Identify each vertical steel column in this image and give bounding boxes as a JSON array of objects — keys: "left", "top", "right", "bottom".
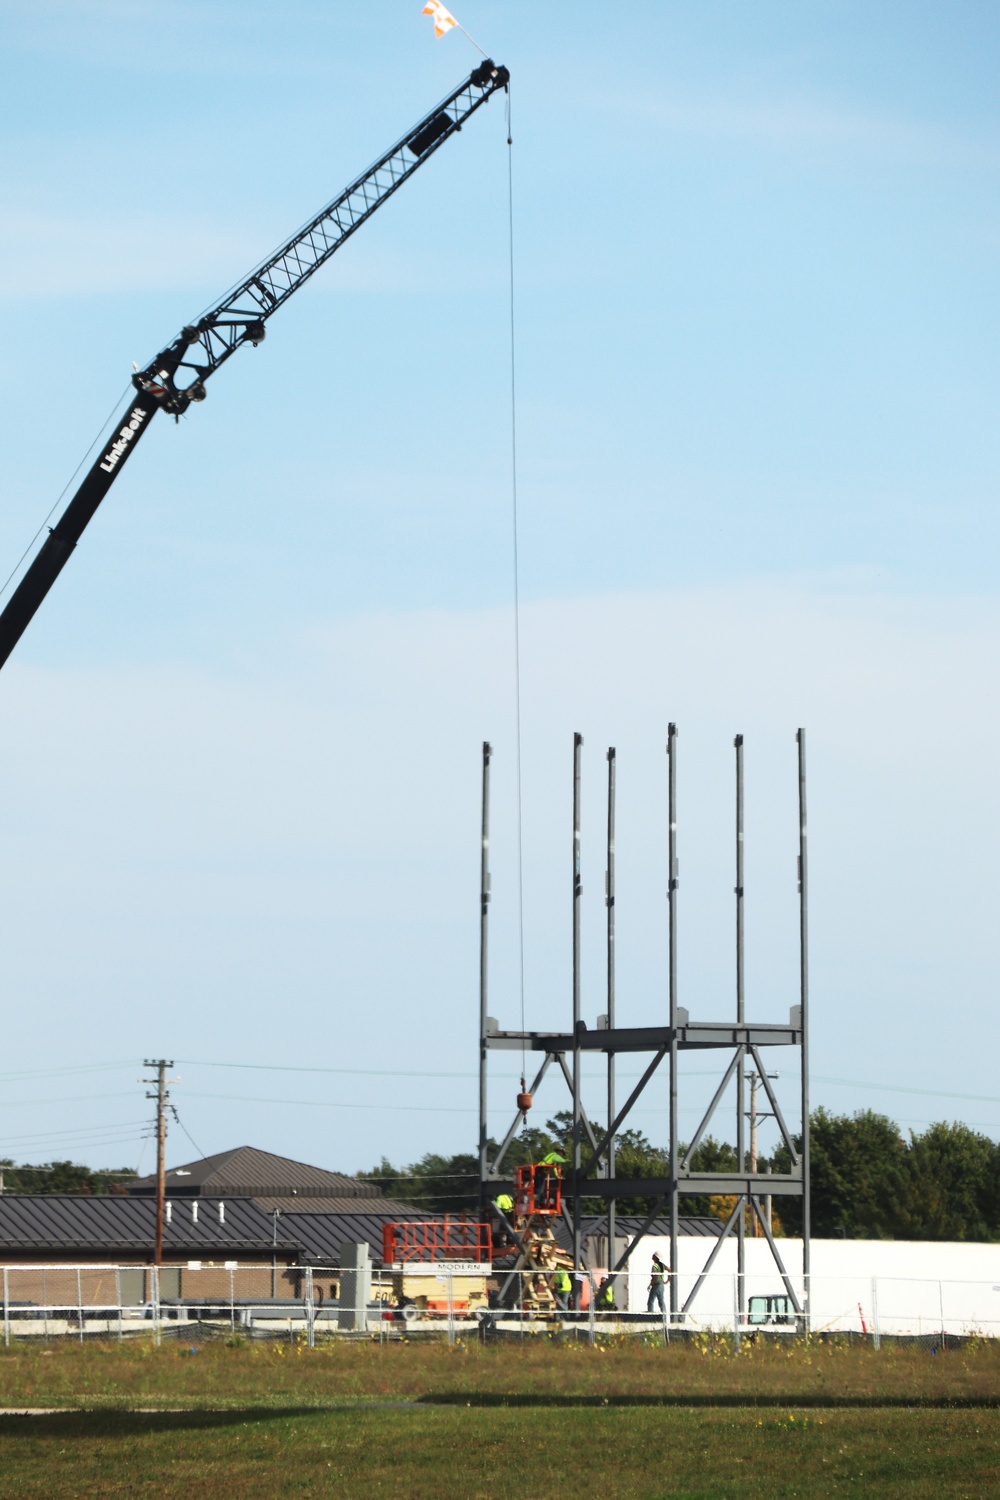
[
  {"left": 667, "top": 723, "right": 679, "bottom": 1317},
  {"left": 796, "top": 728, "right": 811, "bottom": 1320},
  {"left": 478, "top": 741, "right": 492, "bottom": 1210},
  {"left": 606, "top": 747, "right": 617, "bottom": 1273},
  {"left": 572, "top": 732, "right": 583, "bottom": 1276},
  {"left": 735, "top": 734, "right": 746, "bottom": 1319}
]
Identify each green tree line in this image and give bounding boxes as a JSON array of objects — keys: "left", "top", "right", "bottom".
[
  {"left": 363, "top": 1110, "right": 738, "bottom": 1219},
  {"left": 362, "top": 1108, "right": 1000, "bottom": 1242},
  {"left": 0, "top": 1160, "right": 135, "bottom": 1195}
]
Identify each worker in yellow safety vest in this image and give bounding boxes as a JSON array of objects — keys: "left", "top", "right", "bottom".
[
  {"left": 552, "top": 1268, "right": 572, "bottom": 1310},
  {"left": 597, "top": 1276, "right": 616, "bottom": 1313},
  {"left": 493, "top": 1193, "right": 515, "bottom": 1251}
]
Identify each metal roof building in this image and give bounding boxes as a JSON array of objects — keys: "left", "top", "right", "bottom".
[
  {"left": 129, "top": 1145, "right": 397, "bottom": 1204},
  {"left": 0, "top": 1147, "right": 723, "bottom": 1269},
  {"left": 128, "top": 1144, "right": 417, "bottom": 1221},
  {"left": 0, "top": 1194, "right": 300, "bottom": 1261}
]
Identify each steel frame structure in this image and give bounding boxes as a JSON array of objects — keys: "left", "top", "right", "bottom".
[{"left": 478, "top": 728, "right": 811, "bottom": 1324}]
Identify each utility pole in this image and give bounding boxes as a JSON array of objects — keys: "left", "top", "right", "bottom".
[{"left": 142, "top": 1060, "right": 175, "bottom": 1266}]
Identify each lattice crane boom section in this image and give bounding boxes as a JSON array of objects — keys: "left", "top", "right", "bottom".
[
  {"left": 138, "top": 60, "right": 509, "bottom": 408},
  {"left": 0, "top": 60, "right": 508, "bottom": 674}
]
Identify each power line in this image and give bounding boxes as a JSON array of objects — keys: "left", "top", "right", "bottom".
[
  {"left": 0, "top": 1091, "right": 139, "bottom": 1109},
  {"left": 0, "top": 1063, "right": 136, "bottom": 1083},
  {"left": 811, "top": 1074, "right": 1000, "bottom": 1105},
  {"left": 170, "top": 1107, "right": 208, "bottom": 1163},
  {"left": 1, "top": 1054, "right": 997, "bottom": 1107},
  {"left": 183, "top": 1091, "right": 476, "bottom": 1114},
  {"left": 176, "top": 1060, "right": 475, "bottom": 1080},
  {"left": 0, "top": 1120, "right": 147, "bottom": 1145},
  {"left": 0, "top": 385, "right": 132, "bottom": 603}
]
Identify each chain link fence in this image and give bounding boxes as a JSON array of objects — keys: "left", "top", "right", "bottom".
[{"left": 2, "top": 1263, "right": 999, "bottom": 1345}]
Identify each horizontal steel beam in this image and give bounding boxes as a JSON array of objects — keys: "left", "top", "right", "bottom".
[
  {"left": 486, "top": 1022, "right": 801, "bottom": 1052},
  {"left": 574, "top": 1173, "right": 801, "bottom": 1199},
  {"left": 676, "top": 1173, "right": 803, "bottom": 1197},
  {"left": 682, "top": 1024, "right": 801, "bottom": 1049},
  {"left": 485, "top": 1027, "right": 665, "bottom": 1052},
  {"left": 483, "top": 1173, "right": 803, "bottom": 1204}
]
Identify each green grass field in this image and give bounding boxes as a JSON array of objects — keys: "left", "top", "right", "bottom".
[{"left": 0, "top": 1338, "right": 996, "bottom": 1496}]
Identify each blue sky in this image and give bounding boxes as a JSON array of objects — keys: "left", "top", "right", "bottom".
[{"left": 0, "top": 1, "right": 998, "bottom": 1176}]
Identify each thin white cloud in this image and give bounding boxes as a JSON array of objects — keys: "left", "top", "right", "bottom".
[
  {"left": 618, "top": 91, "right": 995, "bottom": 169},
  {"left": 0, "top": 209, "right": 504, "bottom": 301},
  {"left": 0, "top": 209, "right": 260, "bottom": 299}
]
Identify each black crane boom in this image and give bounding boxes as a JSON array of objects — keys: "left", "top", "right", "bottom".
[{"left": 0, "top": 58, "right": 508, "bottom": 672}]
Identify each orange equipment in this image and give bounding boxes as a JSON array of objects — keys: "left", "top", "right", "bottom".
[
  {"left": 495, "top": 1163, "right": 570, "bottom": 1315},
  {"left": 382, "top": 1219, "right": 491, "bottom": 1266},
  {"left": 514, "top": 1162, "right": 562, "bottom": 1219},
  {"left": 382, "top": 1219, "right": 492, "bottom": 1320}
]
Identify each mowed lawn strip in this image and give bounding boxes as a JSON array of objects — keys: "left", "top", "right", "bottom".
[
  {"left": 0, "top": 1406, "right": 995, "bottom": 1499},
  {"left": 1, "top": 1338, "right": 999, "bottom": 1409}
]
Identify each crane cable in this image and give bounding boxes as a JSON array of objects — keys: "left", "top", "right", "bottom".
[
  {"left": 0, "top": 383, "right": 132, "bottom": 605},
  {"left": 505, "top": 85, "right": 528, "bottom": 1095}
]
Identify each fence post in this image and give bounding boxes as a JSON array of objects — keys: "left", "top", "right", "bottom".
[
  {"left": 151, "top": 1265, "right": 161, "bottom": 1347},
  {"left": 115, "top": 1267, "right": 122, "bottom": 1345},
  {"left": 76, "top": 1266, "right": 84, "bottom": 1343},
  {"left": 3, "top": 1267, "right": 8, "bottom": 1348},
  {"left": 305, "top": 1267, "right": 315, "bottom": 1348},
  {"left": 939, "top": 1280, "right": 946, "bottom": 1350},
  {"left": 871, "top": 1277, "right": 880, "bottom": 1351},
  {"left": 378, "top": 1270, "right": 384, "bottom": 1347},
  {"left": 229, "top": 1266, "right": 236, "bottom": 1335},
  {"left": 661, "top": 1270, "right": 669, "bottom": 1345},
  {"left": 733, "top": 1274, "right": 741, "bottom": 1350},
  {"left": 447, "top": 1273, "right": 455, "bottom": 1346},
  {"left": 588, "top": 1274, "right": 596, "bottom": 1345}
]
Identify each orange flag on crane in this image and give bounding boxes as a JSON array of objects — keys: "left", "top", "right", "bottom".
[{"left": 421, "top": 1, "right": 459, "bottom": 38}]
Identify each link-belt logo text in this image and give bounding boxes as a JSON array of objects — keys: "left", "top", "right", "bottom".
[{"left": 99, "top": 406, "right": 148, "bottom": 474}]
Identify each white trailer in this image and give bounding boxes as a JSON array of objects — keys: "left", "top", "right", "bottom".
[{"left": 616, "top": 1236, "right": 1000, "bottom": 1337}]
